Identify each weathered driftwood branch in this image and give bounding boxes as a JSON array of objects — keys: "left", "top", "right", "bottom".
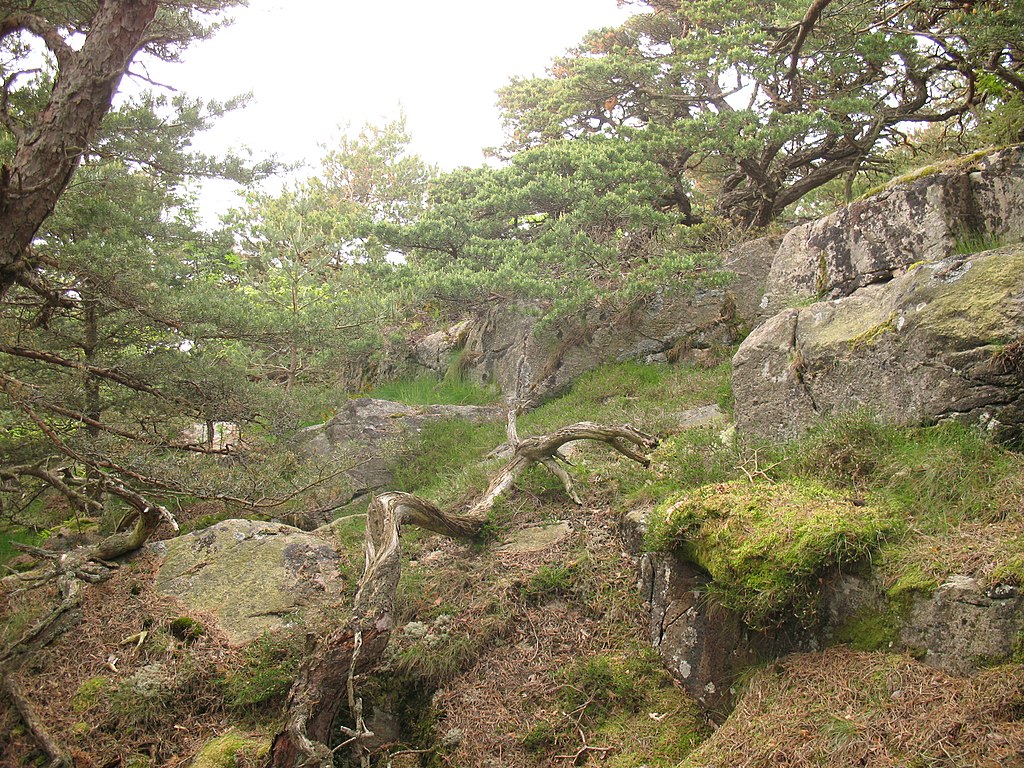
[
  {"left": 1, "top": 576, "right": 82, "bottom": 767},
  {"left": 269, "top": 421, "right": 657, "bottom": 767}
]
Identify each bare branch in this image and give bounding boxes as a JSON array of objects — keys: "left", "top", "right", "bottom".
[{"left": 0, "top": 13, "right": 74, "bottom": 67}]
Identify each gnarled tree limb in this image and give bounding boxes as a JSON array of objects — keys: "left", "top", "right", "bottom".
[{"left": 269, "top": 420, "right": 657, "bottom": 767}]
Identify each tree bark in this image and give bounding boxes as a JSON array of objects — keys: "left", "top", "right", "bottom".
[
  {"left": 268, "top": 421, "right": 657, "bottom": 767},
  {"left": 0, "top": 0, "right": 160, "bottom": 296}
]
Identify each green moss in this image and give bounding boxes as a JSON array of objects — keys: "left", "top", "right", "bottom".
[
  {"left": 168, "top": 616, "right": 205, "bottom": 643},
  {"left": 520, "top": 648, "right": 706, "bottom": 765},
  {"left": 650, "top": 480, "right": 899, "bottom": 627},
  {"left": 856, "top": 148, "right": 995, "bottom": 200},
  {"left": 520, "top": 721, "right": 557, "bottom": 752},
  {"left": 848, "top": 311, "right": 897, "bottom": 352},
  {"left": 0, "top": 524, "right": 44, "bottom": 566},
  {"left": 594, "top": 687, "right": 707, "bottom": 767},
  {"left": 72, "top": 676, "right": 110, "bottom": 713},
  {"left": 70, "top": 721, "right": 91, "bottom": 738},
  {"left": 884, "top": 564, "right": 939, "bottom": 599},
  {"left": 190, "top": 731, "right": 268, "bottom": 768},
  {"left": 221, "top": 631, "right": 303, "bottom": 712},
  {"left": 815, "top": 252, "right": 829, "bottom": 295},
  {"left": 992, "top": 553, "right": 1024, "bottom": 586},
  {"left": 833, "top": 601, "right": 905, "bottom": 651}
]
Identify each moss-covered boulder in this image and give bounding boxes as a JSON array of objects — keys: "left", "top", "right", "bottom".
[
  {"left": 190, "top": 730, "right": 268, "bottom": 768},
  {"left": 652, "top": 480, "right": 897, "bottom": 627},
  {"left": 635, "top": 481, "right": 895, "bottom": 709},
  {"left": 734, "top": 247, "right": 1024, "bottom": 442},
  {"left": 153, "top": 519, "right": 349, "bottom": 644}
]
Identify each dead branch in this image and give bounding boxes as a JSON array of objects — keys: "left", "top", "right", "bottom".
[
  {"left": 3, "top": 673, "right": 72, "bottom": 768},
  {"left": 269, "top": 420, "right": 657, "bottom": 767}
]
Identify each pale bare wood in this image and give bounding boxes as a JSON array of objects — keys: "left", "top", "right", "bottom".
[{"left": 270, "top": 420, "right": 657, "bottom": 767}]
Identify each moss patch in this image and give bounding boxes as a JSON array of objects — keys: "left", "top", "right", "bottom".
[
  {"left": 190, "top": 730, "right": 268, "bottom": 768},
  {"left": 650, "top": 480, "right": 898, "bottom": 627}
]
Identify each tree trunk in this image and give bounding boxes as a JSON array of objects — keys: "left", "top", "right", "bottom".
[
  {"left": 268, "top": 420, "right": 657, "bottom": 767},
  {"left": 0, "top": 0, "right": 160, "bottom": 295}
]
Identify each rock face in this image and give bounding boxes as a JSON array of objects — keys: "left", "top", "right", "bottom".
[
  {"left": 628, "top": 504, "right": 1024, "bottom": 710},
  {"left": 624, "top": 509, "right": 811, "bottom": 712},
  {"left": 829, "top": 574, "right": 1024, "bottom": 677},
  {"left": 410, "top": 320, "right": 472, "bottom": 375},
  {"left": 454, "top": 236, "right": 778, "bottom": 403},
  {"left": 299, "top": 398, "right": 504, "bottom": 499},
  {"left": 760, "top": 145, "right": 1024, "bottom": 314},
  {"left": 734, "top": 247, "right": 1024, "bottom": 442},
  {"left": 153, "top": 519, "right": 348, "bottom": 645}
]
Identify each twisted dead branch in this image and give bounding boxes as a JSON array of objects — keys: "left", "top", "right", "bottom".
[{"left": 269, "top": 418, "right": 657, "bottom": 767}]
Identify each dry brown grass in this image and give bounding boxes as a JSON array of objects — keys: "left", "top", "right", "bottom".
[
  {"left": 1, "top": 553, "right": 250, "bottom": 767},
  {"left": 683, "top": 647, "right": 1024, "bottom": 768},
  {"left": 431, "top": 602, "right": 629, "bottom": 768}
]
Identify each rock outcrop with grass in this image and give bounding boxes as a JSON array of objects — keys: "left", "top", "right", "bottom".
[
  {"left": 734, "top": 246, "right": 1024, "bottom": 441},
  {"left": 760, "top": 144, "right": 1024, "bottom": 314},
  {"left": 435, "top": 235, "right": 777, "bottom": 404},
  {"left": 298, "top": 397, "right": 505, "bottom": 513}
]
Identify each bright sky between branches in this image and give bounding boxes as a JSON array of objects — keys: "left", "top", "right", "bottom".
[{"left": 155, "top": 0, "right": 632, "bottom": 219}]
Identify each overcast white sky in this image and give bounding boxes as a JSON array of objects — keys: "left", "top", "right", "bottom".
[{"left": 148, "top": 1, "right": 633, "bottom": 219}]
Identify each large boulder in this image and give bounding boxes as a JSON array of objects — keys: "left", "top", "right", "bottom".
[
  {"left": 457, "top": 235, "right": 778, "bottom": 403},
  {"left": 152, "top": 519, "right": 349, "bottom": 645},
  {"left": 734, "top": 247, "right": 1024, "bottom": 442},
  {"left": 760, "top": 145, "right": 1024, "bottom": 314}
]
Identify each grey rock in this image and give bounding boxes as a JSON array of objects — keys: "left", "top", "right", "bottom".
[
  {"left": 734, "top": 247, "right": 1024, "bottom": 442},
  {"left": 412, "top": 320, "right": 472, "bottom": 374},
  {"left": 639, "top": 551, "right": 801, "bottom": 712},
  {"left": 761, "top": 145, "right": 1024, "bottom": 314},
  {"left": 154, "top": 519, "right": 347, "bottom": 645},
  {"left": 902, "top": 576, "right": 1024, "bottom": 675},
  {"left": 495, "top": 521, "right": 572, "bottom": 554}
]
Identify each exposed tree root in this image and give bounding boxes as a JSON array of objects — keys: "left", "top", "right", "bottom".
[
  {"left": 1, "top": 575, "right": 83, "bottom": 767},
  {"left": 269, "top": 419, "right": 657, "bottom": 767},
  {"left": 2, "top": 673, "right": 71, "bottom": 768},
  {"left": 1, "top": 503, "right": 171, "bottom": 594}
]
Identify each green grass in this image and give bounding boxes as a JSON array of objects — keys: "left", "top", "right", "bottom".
[
  {"left": 390, "top": 418, "right": 506, "bottom": 508},
  {"left": 0, "top": 524, "right": 44, "bottom": 565},
  {"left": 368, "top": 374, "right": 501, "bottom": 406},
  {"left": 519, "top": 357, "right": 734, "bottom": 437}
]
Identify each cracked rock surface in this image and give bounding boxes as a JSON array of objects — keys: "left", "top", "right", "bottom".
[
  {"left": 153, "top": 518, "right": 348, "bottom": 644},
  {"left": 733, "top": 247, "right": 1024, "bottom": 442}
]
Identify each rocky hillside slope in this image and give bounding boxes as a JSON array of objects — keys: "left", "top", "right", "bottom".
[{"left": 3, "top": 146, "right": 1024, "bottom": 768}]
